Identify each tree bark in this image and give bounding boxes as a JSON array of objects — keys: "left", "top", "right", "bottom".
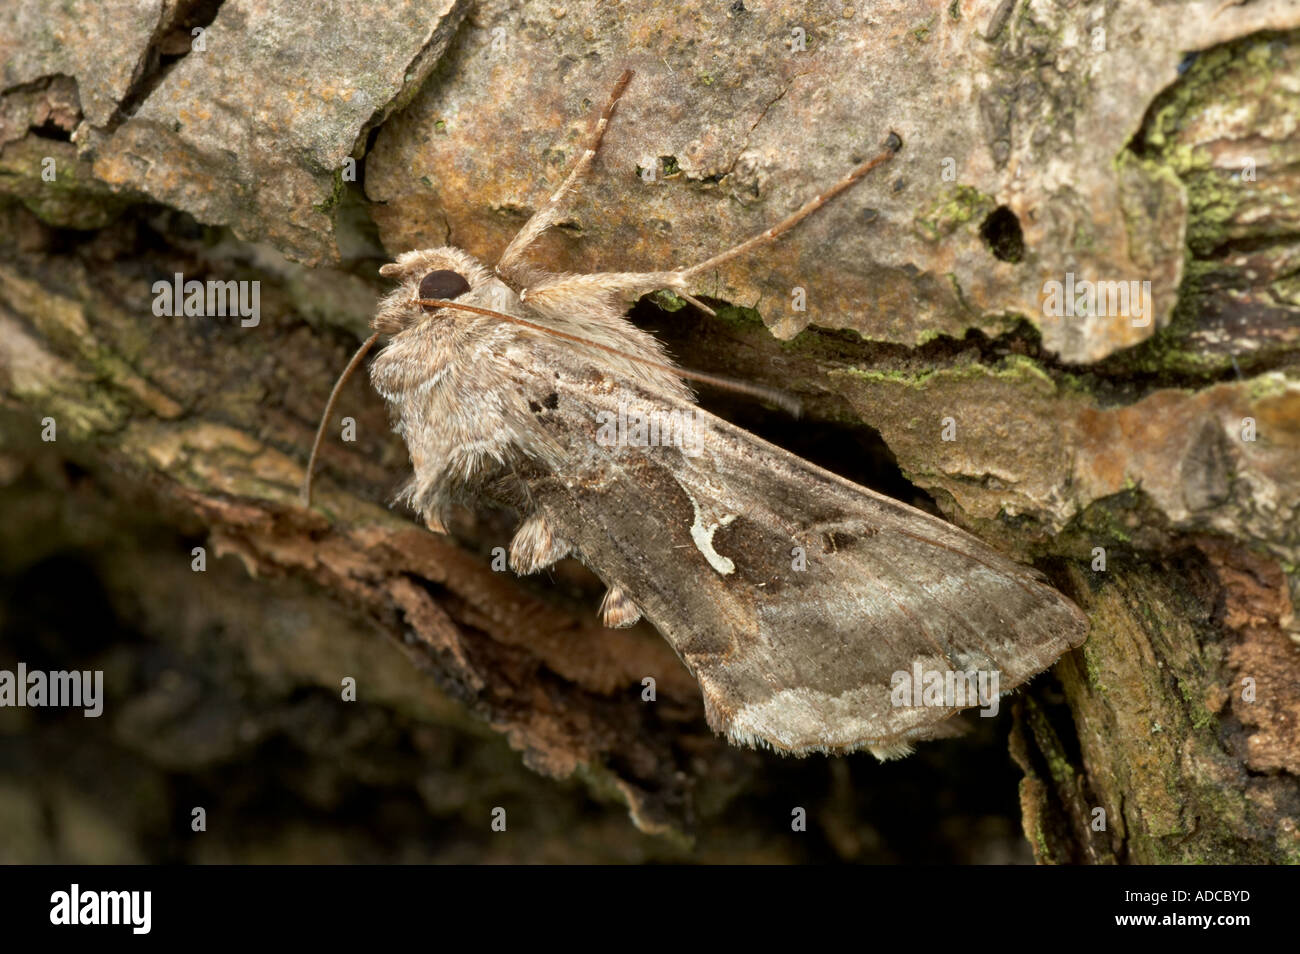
[{"left": 0, "top": 0, "right": 1296, "bottom": 863}]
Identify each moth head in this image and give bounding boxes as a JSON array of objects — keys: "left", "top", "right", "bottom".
[{"left": 373, "top": 247, "right": 495, "bottom": 334}]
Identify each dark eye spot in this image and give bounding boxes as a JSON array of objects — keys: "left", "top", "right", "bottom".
[{"left": 419, "top": 269, "right": 471, "bottom": 310}]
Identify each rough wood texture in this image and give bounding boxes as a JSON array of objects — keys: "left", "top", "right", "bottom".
[{"left": 0, "top": 0, "right": 1297, "bottom": 862}]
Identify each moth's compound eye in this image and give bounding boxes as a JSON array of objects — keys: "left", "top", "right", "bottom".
[{"left": 419, "top": 269, "right": 471, "bottom": 310}]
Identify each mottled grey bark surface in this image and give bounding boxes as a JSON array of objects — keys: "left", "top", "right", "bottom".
[{"left": 0, "top": 0, "right": 1297, "bottom": 862}]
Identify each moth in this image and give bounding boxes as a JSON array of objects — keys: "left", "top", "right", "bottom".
[{"left": 303, "top": 70, "right": 1088, "bottom": 759}]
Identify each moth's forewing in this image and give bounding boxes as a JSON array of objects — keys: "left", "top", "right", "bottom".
[{"left": 501, "top": 345, "right": 1089, "bottom": 757}]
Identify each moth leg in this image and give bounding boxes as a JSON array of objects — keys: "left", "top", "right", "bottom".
[
  {"left": 518, "top": 136, "right": 901, "bottom": 314},
  {"left": 398, "top": 472, "right": 450, "bottom": 534},
  {"left": 508, "top": 512, "right": 572, "bottom": 574},
  {"left": 496, "top": 69, "right": 634, "bottom": 283},
  {"left": 674, "top": 136, "right": 901, "bottom": 283},
  {"left": 674, "top": 291, "right": 717, "bottom": 317},
  {"left": 518, "top": 269, "right": 689, "bottom": 315},
  {"left": 599, "top": 584, "right": 642, "bottom": 629}
]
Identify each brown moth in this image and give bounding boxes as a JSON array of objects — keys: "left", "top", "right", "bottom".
[{"left": 303, "top": 70, "right": 1088, "bottom": 760}]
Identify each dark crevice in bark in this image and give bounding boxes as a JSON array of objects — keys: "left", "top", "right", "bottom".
[{"left": 104, "top": 0, "right": 227, "bottom": 133}]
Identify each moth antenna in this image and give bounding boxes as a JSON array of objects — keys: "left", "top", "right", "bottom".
[
  {"left": 416, "top": 298, "right": 802, "bottom": 416},
  {"left": 681, "top": 134, "right": 902, "bottom": 279},
  {"left": 300, "top": 332, "right": 380, "bottom": 507}
]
